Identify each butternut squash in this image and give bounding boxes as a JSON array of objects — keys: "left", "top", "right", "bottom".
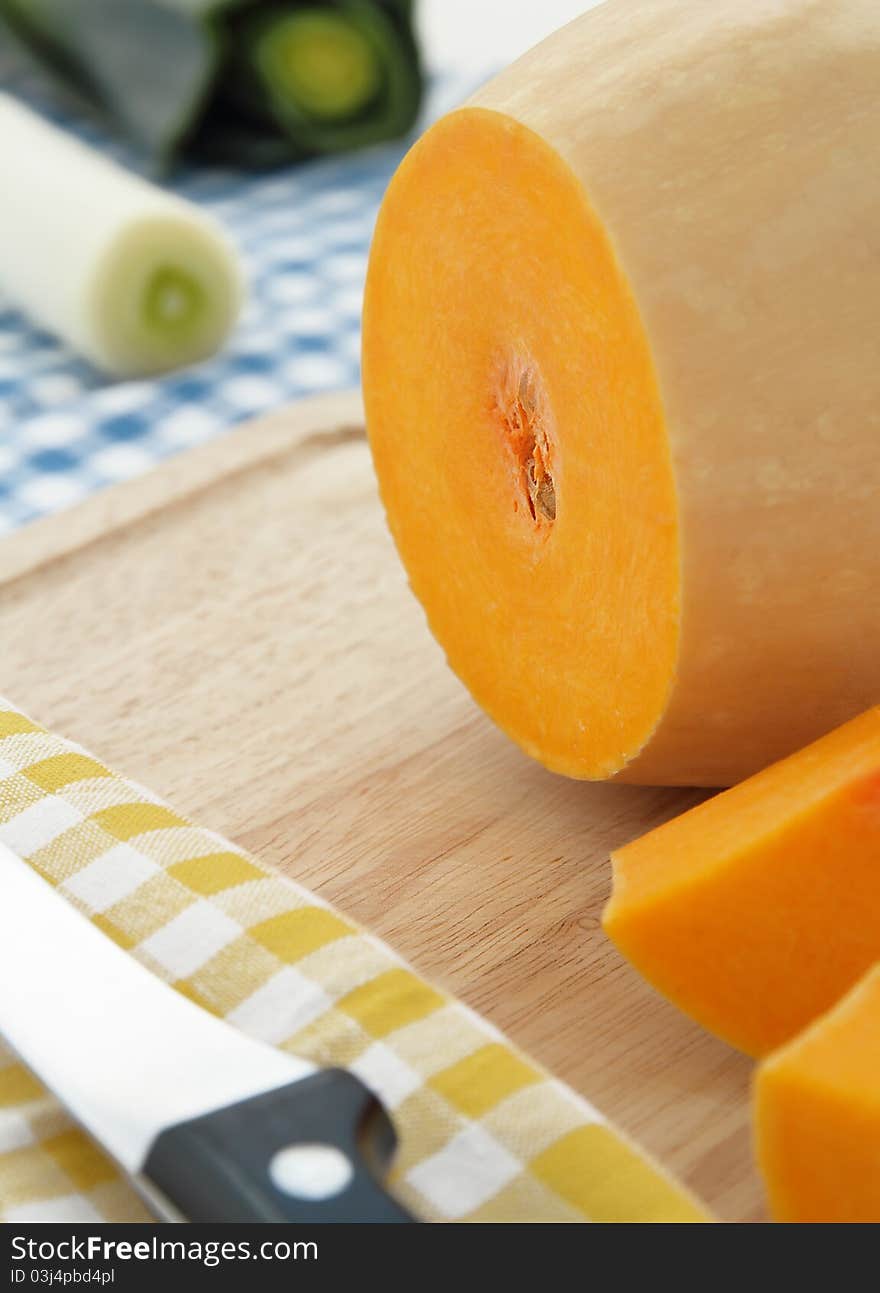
[
  {"left": 755, "top": 965, "right": 880, "bottom": 1222},
  {"left": 362, "top": 0, "right": 880, "bottom": 787},
  {"left": 604, "top": 707, "right": 880, "bottom": 1056}
]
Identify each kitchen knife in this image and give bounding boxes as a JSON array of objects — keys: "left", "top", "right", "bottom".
[{"left": 0, "top": 840, "right": 413, "bottom": 1223}]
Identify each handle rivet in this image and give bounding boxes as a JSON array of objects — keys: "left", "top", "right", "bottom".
[{"left": 269, "top": 1143, "right": 354, "bottom": 1201}]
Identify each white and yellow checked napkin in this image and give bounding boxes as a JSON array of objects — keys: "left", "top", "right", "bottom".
[{"left": 0, "top": 699, "right": 707, "bottom": 1223}]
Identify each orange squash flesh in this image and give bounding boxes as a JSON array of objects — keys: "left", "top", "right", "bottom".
[
  {"left": 755, "top": 965, "right": 880, "bottom": 1222},
  {"left": 363, "top": 108, "right": 679, "bottom": 780},
  {"left": 363, "top": 0, "right": 880, "bottom": 787},
  {"left": 603, "top": 706, "right": 880, "bottom": 1057}
]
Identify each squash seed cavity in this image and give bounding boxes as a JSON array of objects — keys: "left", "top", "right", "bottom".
[{"left": 492, "top": 351, "right": 557, "bottom": 529}]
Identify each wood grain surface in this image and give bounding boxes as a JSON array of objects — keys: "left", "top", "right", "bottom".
[{"left": 0, "top": 391, "right": 762, "bottom": 1221}]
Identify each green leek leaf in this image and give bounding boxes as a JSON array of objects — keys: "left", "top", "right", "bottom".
[{"left": 0, "top": 0, "right": 423, "bottom": 169}]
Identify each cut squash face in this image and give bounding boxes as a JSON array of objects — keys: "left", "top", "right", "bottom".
[{"left": 363, "top": 107, "right": 680, "bottom": 779}]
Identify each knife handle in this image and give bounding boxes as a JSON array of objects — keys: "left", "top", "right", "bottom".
[{"left": 142, "top": 1069, "right": 414, "bottom": 1223}]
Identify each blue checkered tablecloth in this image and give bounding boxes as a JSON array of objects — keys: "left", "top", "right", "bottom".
[{"left": 0, "top": 46, "right": 484, "bottom": 535}]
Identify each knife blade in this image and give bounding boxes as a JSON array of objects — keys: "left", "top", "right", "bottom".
[{"left": 0, "top": 840, "right": 412, "bottom": 1223}]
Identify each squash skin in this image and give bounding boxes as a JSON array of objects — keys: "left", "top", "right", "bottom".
[
  {"left": 472, "top": 0, "right": 880, "bottom": 786},
  {"left": 364, "top": 0, "right": 880, "bottom": 787},
  {"left": 755, "top": 966, "right": 880, "bottom": 1222}
]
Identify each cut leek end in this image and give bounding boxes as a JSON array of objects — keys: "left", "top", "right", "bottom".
[
  {"left": 258, "top": 10, "right": 383, "bottom": 123},
  {"left": 233, "top": 3, "right": 422, "bottom": 159},
  {"left": 89, "top": 214, "right": 243, "bottom": 377}
]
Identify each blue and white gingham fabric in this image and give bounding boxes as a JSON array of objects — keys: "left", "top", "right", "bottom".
[{"left": 0, "top": 44, "right": 485, "bottom": 535}]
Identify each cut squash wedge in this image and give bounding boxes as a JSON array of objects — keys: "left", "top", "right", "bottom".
[
  {"left": 604, "top": 706, "right": 880, "bottom": 1057},
  {"left": 755, "top": 965, "right": 880, "bottom": 1222}
]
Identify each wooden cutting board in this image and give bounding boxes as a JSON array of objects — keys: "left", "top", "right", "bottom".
[{"left": 0, "top": 391, "right": 761, "bottom": 1221}]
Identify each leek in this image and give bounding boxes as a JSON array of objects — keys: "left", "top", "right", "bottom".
[
  {"left": 0, "top": 0, "right": 423, "bottom": 170},
  {"left": 0, "top": 93, "right": 243, "bottom": 375}
]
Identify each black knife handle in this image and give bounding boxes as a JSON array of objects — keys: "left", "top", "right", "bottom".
[{"left": 142, "top": 1069, "right": 414, "bottom": 1222}]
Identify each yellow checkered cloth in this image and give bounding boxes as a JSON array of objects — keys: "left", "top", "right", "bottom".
[{"left": 0, "top": 700, "right": 707, "bottom": 1223}]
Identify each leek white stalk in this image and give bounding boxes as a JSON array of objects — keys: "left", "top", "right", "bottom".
[{"left": 0, "top": 93, "right": 243, "bottom": 376}]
